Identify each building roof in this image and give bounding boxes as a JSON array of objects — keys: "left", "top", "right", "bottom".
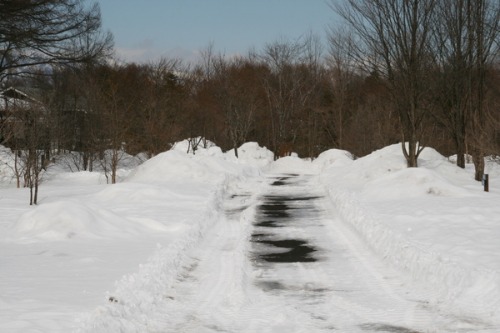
[{"left": 0, "top": 87, "right": 42, "bottom": 111}]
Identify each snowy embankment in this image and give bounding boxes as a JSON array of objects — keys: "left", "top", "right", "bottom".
[
  {"left": 77, "top": 146, "right": 267, "bottom": 331},
  {"left": 0, "top": 142, "right": 272, "bottom": 332},
  {"left": 315, "top": 145, "right": 500, "bottom": 325},
  {"left": 2, "top": 139, "right": 500, "bottom": 330}
]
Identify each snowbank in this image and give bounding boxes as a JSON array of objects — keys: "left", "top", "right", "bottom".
[
  {"left": 360, "top": 167, "right": 472, "bottom": 200},
  {"left": 225, "top": 142, "right": 275, "bottom": 168},
  {"left": 5, "top": 139, "right": 500, "bottom": 330},
  {"left": 127, "top": 150, "right": 227, "bottom": 183},
  {"left": 313, "top": 148, "right": 354, "bottom": 171},
  {"left": 13, "top": 200, "right": 156, "bottom": 241},
  {"left": 170, "top": 137, "right": 221, "bottom": 156},
  {"left": 8, "top": 142, "right": 268, "bottom": 244},
  {"left": 76, "top": 180, "right": 226, "bottom": 332},
  {"left": 320, "top": 144, "right": 500, "bottom": 325},
  {"left": 76, "top": 166, "right": 262, "bottom": 332},
  {"left": 329, "top": 188, "right": 500, "bottom": 323},
  {"left": 127, "top": 143, "right": 267, "bottom": 185},
  {"left": 1, "top": 140, "right": 270, "bottom": 331}
]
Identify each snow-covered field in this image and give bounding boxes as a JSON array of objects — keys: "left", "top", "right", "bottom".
[{"left": 0, "top": 141, "right": 499, "bottom": 332}]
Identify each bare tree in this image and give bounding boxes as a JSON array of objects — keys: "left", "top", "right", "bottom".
[
  {"left": 141, "top": 58, "right": 184, "bottom": 157},
  {"left": 48, "top": 64, "right": 109, "bottom": 171},
  {"left": 332, "top": 0, "right": 437, "bottom": 167},
  {"left": 465, "top": 0, "right": 500, "bottom": 181},
  {"left": 93, "top": 64, "right": 137, "bottom": 184},
  {"left": 212, "top": 56, "right": 263, "bottom": 157},
  {"left": 432, "top": 0, "right": 500, "bottom": 175},
  {"left": 431, "top": 0, "right": 472, "bottom": 168},
  {"left": 260, "top": 36, "right": 322, "bottom": 158},
  {"left": 326, "top": 28, "right": 359, "bottom": 149},
  {"left": 0, "top": 0, "right": 113, "bottom": 83},
  {"left": 17, "top": 105, "right": 49, "bottom": 205}
]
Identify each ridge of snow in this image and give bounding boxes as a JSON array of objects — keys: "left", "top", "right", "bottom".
[
  {"left": 321, "top": 144, "right": 500, "bottom": 325},
  {"left": 76, "top": 173, "right": 261, "bottom": 332},
  {"left": 327, "top": 188, "right": 500, "bottom": 324},
  {"left": 75, "top": 177, "right": 226, "bottom": 331}
]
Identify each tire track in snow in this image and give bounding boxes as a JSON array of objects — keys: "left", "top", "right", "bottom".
[
  {"left": 124, "top": 173, "right": 472, "bottom": 333},
  {"left": 245, "top": 173, "right": 463, "bottom": 332},
  {"left": 158, "top": 177, "right": 260, "bottom": 332}
]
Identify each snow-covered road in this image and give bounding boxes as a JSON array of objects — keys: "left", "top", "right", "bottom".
[
  {"left": 115, "top": 173, "right": 473, "bottom": 333},
  {"left": 3, "top": 143, "right": 499, "bottom": 332}
]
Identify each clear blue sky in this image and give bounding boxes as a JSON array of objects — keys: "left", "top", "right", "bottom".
[{"left": 97, "top": 0, "right": 340, "bottom": 63}]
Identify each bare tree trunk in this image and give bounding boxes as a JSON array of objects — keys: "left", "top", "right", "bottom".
[
  {"left": 455, "top": 131, "right": 466, "bottom": 168},
  {"left": 234, "top": 144, "right": 239, "bottom": 158},
  {"left": 472, "top": 148, "right": 485, "bottom": 181},
  {"left": 27, "top": 151, "right": 34, "bottom": 205},
  {"left": 29, "top": 185, "right": 33, "bottom": 206},
  {"left": 111, "top": 150, "right": 118, "bottom": 184},
  {"left": 14, "top": 151, "right": 20, "bottom": 188},
  {"left": 34, "top": 154, "right": 39, "bottom": 205},
  {"left": 402, "top": 140, "right": 419, "bottom": 168}
]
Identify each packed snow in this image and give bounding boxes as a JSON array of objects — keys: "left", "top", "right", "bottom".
[{"left": 0, "top": 141, "right": 499, "bottom": 332}]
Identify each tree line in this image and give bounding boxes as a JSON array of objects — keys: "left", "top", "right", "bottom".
[{"left": 1, "top": 0, "right": 500, "bottom": 205}]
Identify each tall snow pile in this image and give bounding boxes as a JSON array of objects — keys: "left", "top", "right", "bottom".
[
  {"left": 73, "top": 143, "right": 265, "bottom": 331},
  {"left": 317, "top": 144, "right": 500, "bottom": 325},
  {"left": 128, "top": 150, "right": 231, "bottom": 184},
  {"left": 6, "top": 142, "right": 271, "bottom": 243},
  {"left": 225, "top": 142, "right": 275, "bottom": 168},
  {"left": 13, "top": 199, "right": 139, "bottom": 241}
]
